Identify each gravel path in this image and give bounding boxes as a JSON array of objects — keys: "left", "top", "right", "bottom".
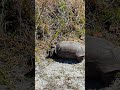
[{"left": 35, "top": 55, "right": 85, "bottom": 90}]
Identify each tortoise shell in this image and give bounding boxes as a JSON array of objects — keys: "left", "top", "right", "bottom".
[{"left": 55, "top": 41, "right": 85, "bottom": 62}]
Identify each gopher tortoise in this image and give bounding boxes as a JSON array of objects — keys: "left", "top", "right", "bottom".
[
  {"left": 86, "top": 36, "right": 120, "bottom": 85},
  {"left": 86, "top": 36, "right": 120, "bottom": 73},
  {"left": 48, "top": 41, "right": 85, "bottom": 62}
]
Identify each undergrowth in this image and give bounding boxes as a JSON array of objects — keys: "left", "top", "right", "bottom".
[
  {"left": 86, "top": 0, "right": 120, "bottom": 46},
  {"left": 35, "top": 0, "right": 85, "bottom": 46}
]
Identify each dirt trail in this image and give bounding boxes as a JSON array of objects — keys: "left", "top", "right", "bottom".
[{"left": 35, "top": 52, "right": 85, "bottom": 90}]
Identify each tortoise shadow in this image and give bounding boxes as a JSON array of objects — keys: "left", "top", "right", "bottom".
[
  {"left": 46, "top": 56, "right": 81, "bottom": 64},
  {"left": 54, "top": 58, "right": 80, "bottom": 64}
]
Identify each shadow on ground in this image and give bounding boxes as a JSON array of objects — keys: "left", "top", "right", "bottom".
[
  {"left": 46, "top": 54, "right": 81, "bottom": 64},
  {"left": 53, "top": 58, "right": 80, "bottom": 64},
  {"left": 46, "top": 53, "right": 85, "bottom": 64}
]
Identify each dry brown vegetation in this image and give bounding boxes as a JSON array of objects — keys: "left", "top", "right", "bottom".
[
  {"left": 86, "top": 0, "right": 120, "bottom": 46},
  {"left": 0, "top": 0, "right": 35, "bottom": 89},
  {"left": 35, "top": 0, "right": 85, "bottom": 52}
]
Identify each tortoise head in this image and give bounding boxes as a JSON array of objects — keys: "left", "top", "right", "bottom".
[{"left": 46, "top": 45, "right": 56, "bottom": 58}]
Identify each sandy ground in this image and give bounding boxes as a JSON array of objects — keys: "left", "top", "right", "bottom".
[{"left": 35, "top": 52, "right": 85, "bottom": 90}]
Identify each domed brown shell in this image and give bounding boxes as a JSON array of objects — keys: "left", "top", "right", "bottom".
[{"left": 55, "top": 41, "right": 85, "bottom": 62}]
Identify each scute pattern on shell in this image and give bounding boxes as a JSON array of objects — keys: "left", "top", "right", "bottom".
[{"left": 55, "top": 41, "right": 85, "bottom": 62}]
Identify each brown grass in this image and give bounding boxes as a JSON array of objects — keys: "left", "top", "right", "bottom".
[{"left": 35, "top": 0, "right": 85, "bottom": 52}]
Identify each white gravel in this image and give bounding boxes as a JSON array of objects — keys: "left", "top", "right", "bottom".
[{"left": 35, "top": 57, "right": 85, "bottom": 90}]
